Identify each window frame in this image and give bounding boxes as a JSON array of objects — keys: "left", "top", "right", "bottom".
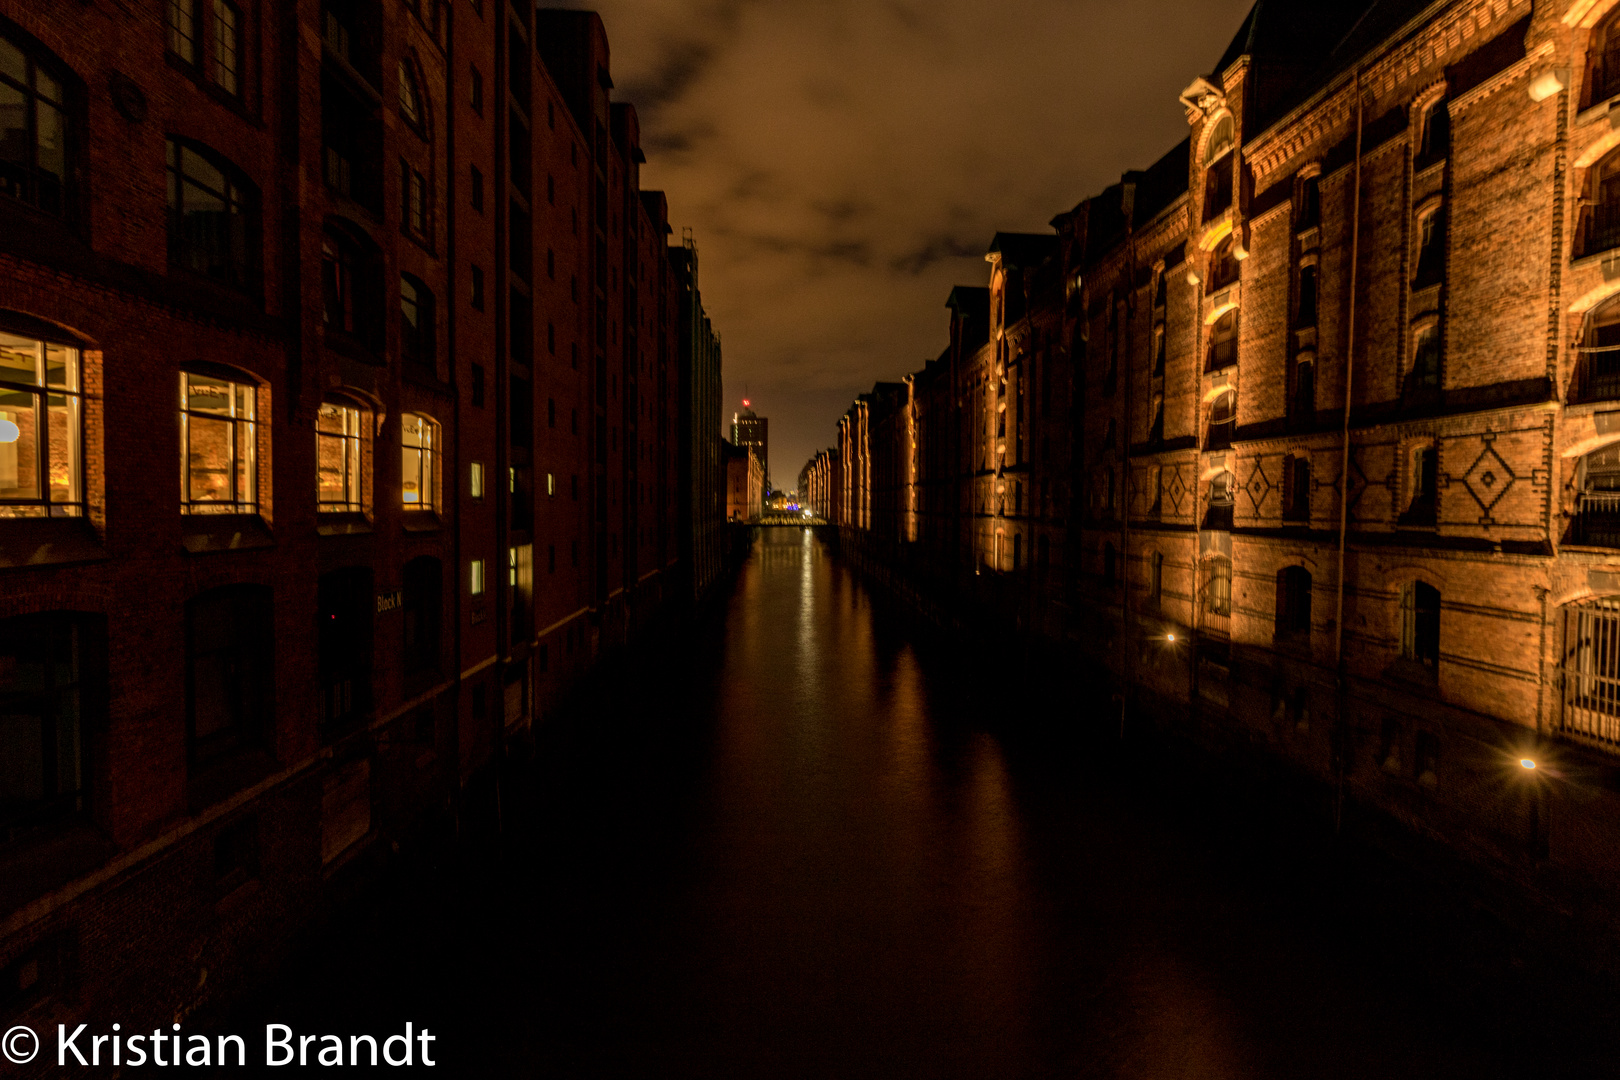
[
  {"left": 0, "top": 611, "right": 96, "bottom": 841},
  {"left": 0, "top": 24, "right": 73, "bottom": 220},
  {"left": 166, "top": 137, "right": 260, "bottom": 292},
  {"left": 400, "top": 410, "right": 439, "bottom": 512},
  {"left": 316, "top": 396, "right": 367, "bottom": 513},
  {"left": 0, "top": 326, "right": 84, "bottom": 518},
  {"left": 185, "top": 583, "right": 274, "bottom": 766},
  {"left": 179, "top": 367, "right": 260, "bottom": 516}
]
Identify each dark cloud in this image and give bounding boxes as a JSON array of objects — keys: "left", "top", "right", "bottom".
[{"left": 548, "top": 0, "right": 1255, "bottom": 483}]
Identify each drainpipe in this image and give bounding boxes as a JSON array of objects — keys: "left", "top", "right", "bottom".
[{"left": 1333, "top": 67, "right": 1365, "bottom": 832}]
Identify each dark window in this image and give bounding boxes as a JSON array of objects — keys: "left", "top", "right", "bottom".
[
  {"left": 1203, "top": 115, "right": 1234, "bottom": 220},
  {"left": 321, "top": 224, "right": 380, "bottom": 350},
  {"left": 0, "top": 612, "right": 97, "bottom": 839},
  {"left": 166, "top": 139, "right": 258, "bottom": 290},
  {"left": 1150, "top": 551, "right": 1163, "bottom": 605},
  {"left": 469, "top": 164, "right": 483, "bottom": 211},
  {"left": 471, "top": 362, "right": 484, "bottom": 407},
  {"left": 1148, "top": 393, "right": 1164, "bottom": 444},
  {"left": 1206, "top": 389, "right": 1236, "bottom": 450},
  {"left": 402, "top": 556, "right": 442, "bottom": 673},
  {"left": 1276, "top": 566, "right": 1313, "bottom": 640},
  {"left": 1153, "top": 268, "right": 1167, "bottom": 309},
  {"left": 400, "top": 274, "right": 434, "bottom": 371},
  {"left": 1583, "top": 147, "right": 1620, "bottom": 259},
  {"left": 1297, "top": 174, "right": 1320, "bottom": 230},
  {"left": 1153, "top": 324, "right": 1166, "bottom": 375},
  {"left": 213, "top": 815, "right": 258, "bottom": 893},
  {"left": 317, "top": 567, "right": 372, "bottom": 727},
  {"left": 186, "top": 584, "right": 273, "bottom": 764},
  {"left": 1590, "top": 12, "right": 1620, "bottom": 108},
  {"left": 470, "top": 263, "right": 484, "bottom": 310},
  {"left": 1407, "top": 445, "right": 1438, "bottom": 522},
  {"left": 401, "top": 161, "right": 427, "bottom": 238},
  {"left": 469, "top": 64, "right": 482, "bottom": 115},
  {"left": 1416, "top": 101, "right": 1449, "bottom": 164},
  {"left": 1409, "top": 323, "right": 1441, "bottom": 392},
  {"left": 1283, "top": 455, "right": 1310, "bottom": 521},
  {"left": 320, "top": 72, "right": 381, "bottom": 210},
  {"left": 1293, "top": 355, "right": 1315, "bottom": 420},
  {"left": 1578, "top": 296, "right": 1620, "bottom": 402},
  {"left": 1209, "top": 236, "right": 1239, "bottom": 290},
  {"left": 0, "top": 27, "right": 72, "bottom": 218},
  {"left": 1207, "top": 309, "right": 1238, "bottom": 372},
  {"left": 547, "top": 397, "right": 555, "bottom": 428},
  {"left": 1414, "top": 206, "right": 1445, "bottom": 286},
  {"left": 1296, "top": 264, "right": 1318, "bottom": 327},
  {"left": 1402, "top": 581, "right": 1441, "bottom": 668},
  {"left": 1103, "top": 541, "right": 1117, "bottom": 583}
]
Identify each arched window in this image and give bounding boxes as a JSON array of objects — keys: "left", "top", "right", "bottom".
[
  {"left": 1414, "top": 203, "right": 1445, "bottom": 287},
  {"left": 1207, "top": 310, "right": 1238, "bottom": 372},
  {"left": 1209, "top": 236, "right": 1239, "bottom": 290},
  {"left": 1576, "top": 294, "right": 1620, "bottom": 403},
  {"left": 400, "top": 411, "right": 439, "bottom": 512},
  {"left": 1576, "top": 443, "right": 1620, "bottom": 546},
  {"left": 1276, "top": 566, "right": 1313, "bottom": 641},
  {"left": 1416, "top": 100, "right": 1449, "bottom": 164},
  {"left": 1203, "top": 114, "right": 1234, "bottom": 220},
  {"left": 1206, "top": 389, "right": 1236, "bottom": 450},
  {"left": 399, "top": 274, "right": 435, "bottom": 372},
  {"left": 1296, "top": 173, "right": 1320, "bottom": 231},
  {"left": 1404, "top": 444, "right": 1439, "bottom": 525},
  {"left": 0, "top": 323, "right": 83, "bottom": 516},
  {"left": 1587, "top": 9, "right": 1620, "bottom": 109},
  {"left": 1296, "top": 264, "right": 1318, "bottom": 327},
  {"left": 321, "top": 222, "right": 381, "bottom": 352},
  {"left": 1401, "top": 581, "right": 1441, "bottom": 669},
  {"left": 166, "top": 139, "right": 259, "bottom": 290},
  {"left": 316, "top": 396, "right": 368, "bottom": 513},
  {"left": 1409, "top": 321, "right": 1441, "bottom": 392},
  {"left": 179, "top": 367, "right": 258, "bottom": 515},
  {"left": 1293, "top": 352, "right": 1316, "bottom": 420},
  {"left": 1581, "top": 146, "right": 1620, "bottom": 260},
  {"left": 0, "top": 24, "right": 72, "bottom": 218}
]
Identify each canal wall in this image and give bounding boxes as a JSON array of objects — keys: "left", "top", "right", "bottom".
[{"left": 827, "top": 525, "right": 1620, "bottom": 971}]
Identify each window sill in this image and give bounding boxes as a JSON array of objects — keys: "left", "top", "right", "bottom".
[
  {"left": 0, "top": 516, "right": 107, "bottom": 570},
  {"left": 401, "top": 511, "right": 443, "bottom": 533},
  {"left": 182, "top": 513, "right": 274, "bottom": 554},
  {"left": 318, "top": 512, "right": 373, "bottom": 536}
]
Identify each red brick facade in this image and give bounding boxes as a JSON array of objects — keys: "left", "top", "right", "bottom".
[
  {"left": 0, "top": 0, "right": 721, "bottom": 1035},
  {"left": 831, "top": 0, "right": 1620, "bottom": 918}
]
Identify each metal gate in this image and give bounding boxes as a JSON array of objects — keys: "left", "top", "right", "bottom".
[{"left": 1561, "top": 597, "right": 1620, "bottom": 747}]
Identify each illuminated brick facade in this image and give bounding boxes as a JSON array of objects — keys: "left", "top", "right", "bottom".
[
  {"left": 830, "top": 0, "right": 1620, "bottom": 905},
  {"left": 0, "top": 0, "right": 720, "bottom": 1030}
]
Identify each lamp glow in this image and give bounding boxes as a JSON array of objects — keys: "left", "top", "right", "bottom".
[
  {"left": 1167, "top": 633, "right": 1176, "bottom": 643},
  {"left": 0, "top": 419, "right": 17, "bottom": 444},
  {"left": 1520, "top": 758, "right": 1537, "bottom": 770}
]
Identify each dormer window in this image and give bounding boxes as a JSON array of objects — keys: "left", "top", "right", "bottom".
[{"left": 1203, "top": 114, "right": 1235, "bottom": 221}]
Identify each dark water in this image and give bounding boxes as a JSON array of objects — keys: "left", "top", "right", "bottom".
[{"left": 244, "top": 528, "right": 1620, "bottom": 1078}]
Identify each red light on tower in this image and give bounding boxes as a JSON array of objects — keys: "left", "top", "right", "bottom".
[{"left": 742, "top": 398, "right": 751, "bottom": 408}]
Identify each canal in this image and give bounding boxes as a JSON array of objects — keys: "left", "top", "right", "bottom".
[{"left": 240, "top": 527, "right": 1620, "bottom": 1077}]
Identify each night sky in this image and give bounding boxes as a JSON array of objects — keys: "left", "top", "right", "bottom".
[{"left": 557, "top": 0, "right": 1255, "bottom": 484}]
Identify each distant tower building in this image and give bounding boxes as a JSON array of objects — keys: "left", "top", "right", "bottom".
[{"left": 731, "top": 402, "right": 769, "bottom": 488}]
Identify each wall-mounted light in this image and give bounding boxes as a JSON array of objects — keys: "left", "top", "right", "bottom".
[{"left": 1529, "top": 69, "right": 1568, "bottom": 103}]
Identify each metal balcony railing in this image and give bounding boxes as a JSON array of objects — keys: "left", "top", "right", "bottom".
[{"left": 1572, "top": 490, "right": 1620, "bottom": 548}]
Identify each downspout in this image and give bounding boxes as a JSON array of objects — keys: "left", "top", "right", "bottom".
[{"left": 1333, "top": 68, "right": 1365, "bottom": 831}]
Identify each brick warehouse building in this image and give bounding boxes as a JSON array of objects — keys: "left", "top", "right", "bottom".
[
  {"left": 0, "top": 0, "right": 722, "bottom": 1035},
  {"left": 828, "top": 0, "right": 1620, "bottom": 920}
]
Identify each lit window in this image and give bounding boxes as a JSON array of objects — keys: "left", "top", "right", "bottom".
[
  {"left": 470, "top": 558, "right": 485, "bottom": 595},
  {"left": 546, "top": 472, "right": 555, "bottom": 496},
  {"left": 180, "top": 370, "right": 257, "bottom": 515},
  {"left": 0, "top": 27, "right": 72, "bottom": 218},
  {"left": 400, "top": 274, "right": 434, "bottom": 369},
  {"left": 167, "top": 0, "right": 199, "bottom": 63},
  {"left": 469, "top": 461, "right": 484, "bottom": 498},
  {"left": 400, "top": 412, "right": 438, "bottom": 511},
  {"left": 398, "top": 60, "right": 424, "bottom": 131},
  {"left": 0, "top": 330, "right": 82, "bottom": 517},
  {"left": 210, "top": 0, "right": 242, "bottom": 96},
  {"left": 166, "top": 139, "right": 258, "bottom": 290},
  {"left": 316, "top": 399, "right": 365, "bottom": 512},
  {"left": 508, "top": 546, "right": 517, "bottom": 585}
]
